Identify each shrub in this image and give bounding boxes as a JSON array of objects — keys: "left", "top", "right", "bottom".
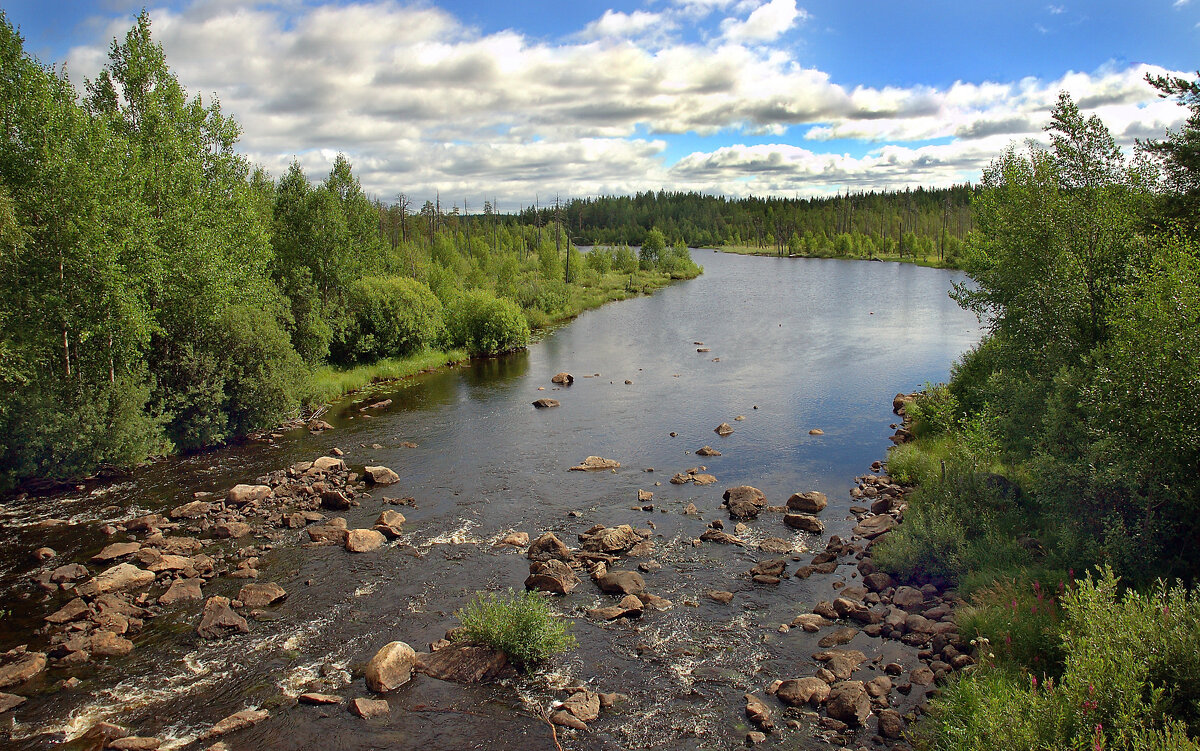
[
  {"left": 454, "top": 589, "right": 575, "bottom": 668},
  {"left": 871, "top": 501, "right": 968, "bottom": 586},
  {"left": 613, "top": 245, "right": 639, "bottom": 274},
  {"left": 332, "top": 275, "right": 444, "bottom": 363},
  {"left": 446, "top": 291, "right": 530, "bottom": 355},
  {"left": 956, "top": 576, "right": 1068, "bottom": 672},
  {"left": 585, "top": 247, "right": 612, "bottom": 273},
  {"left": 907, "top": 383, "right": 962, "bottom": 437}
]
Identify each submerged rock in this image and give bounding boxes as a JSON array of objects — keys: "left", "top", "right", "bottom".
[
  {"left": 196, "top": 597, "right": 250, "bottom": 639},
  {"left": 350, "top": 697, "right": 390, "bottom": 719},
  {"left": 569, "top": 456, "right": 620, "bottom": 471},
  {"left": 532, "top": 398, "right": 560, "bottom": 408},
  {"left": 415, "top": 643, "right": 511, "bottom": 684},
  {"left": 199, "top": 709, "right": 268, "bottom": 740},
  {"left": 237, "top": 582, "right": 287, "bottom": 608}
]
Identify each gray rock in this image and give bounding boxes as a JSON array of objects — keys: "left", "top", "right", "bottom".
[
  {"left": 237, "top": 582, "right": 287, "bottom": 608},
  {"left": 826, "top": 681, "right": 870, "bottom": 726},
  {"left": 196, "top": 596, "right": 250, "bottom": 639},
  {"left": 596, "top": 570, "right": 645, "bottom": 595}
]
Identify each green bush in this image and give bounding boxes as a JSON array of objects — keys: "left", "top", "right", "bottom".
[
  {"left": 332, "top": 275, "right": 444, "bottom": 363},
  {"left": 872, "top": 501, "right": 968, "bottom": 586},
  {"left": 585, "top": 248, "right": 612, "bottom": 273},
  {"left": 956, "top": 576, "right": 1068, "bottom": 672},
  {"left": 454, "top": 589, "right": 576, "bottom": 668},
  {"left": 907, "top": 383, "right": 962, "bottom": 437},
  {"left": 446, "top": 291, "right": 530, "bottom": 355},
  {"left": 613, "top": 245, "right": 639, "bottom": 274}
]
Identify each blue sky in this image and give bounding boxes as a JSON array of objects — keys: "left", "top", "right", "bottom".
[{"left": 3, "top": 0, "right": 1196, "bottom": 205}]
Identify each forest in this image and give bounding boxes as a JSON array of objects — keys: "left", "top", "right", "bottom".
[{"left": 0, "top": 13, "right": 700, "bottom": 490}]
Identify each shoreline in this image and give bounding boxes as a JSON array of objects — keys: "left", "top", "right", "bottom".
[{"left": 716, "top": 245, "right": 963, "bottom": 270}]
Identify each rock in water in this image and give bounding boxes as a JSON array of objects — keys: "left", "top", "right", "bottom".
[
  {"left": 226, "top": 484, "right": 271, "bottom": 505},
  {"left": 350, "top": 698, "right": 390, "bottom": 719},
  {"left": 364, "top": 466, "right": 400, "bottom": 485},
  {"left": 696, "top": 446, "right": 721, "bottom": 456},
  {"left": 526, "top": 532, "right": 574, "bottom": 562},
  {"left": 784, "top": 514, "right": 824, "bottom": 533},
  {"left": 345, "top": 529, "right": 386, "bottom": 553},
  {"left": 196, "top": 597, "right": 250, "bottom": 639},
  {"left": 532, "top": 398, "right": 560, "bottom": 408},
  {"left": 826, "top": 681, "right": 871, "bottom": 726},
  {"left": 551, "top": 372, "right": 574, "bottom": 385},
  {"left": 415, "top": 643, "right": 510, "bottom": 683},
  {"left": 744, "top": 693, "right": 774, "bottom": 731},
  {"left": 596, "top": 570, "right": 645, "bottom": 595},
  {"left": 776, "top": 678, "right": 830, "bottom": 707},
  {"left": 525, "top": 559, "right": 581, "bottom": 595},
  {"left": 374, "top": 510, "right": 406, "bottom": 538},
  {"left": 78, "top": 563, "right": 155, "bottom": 597},
  {"left": 199, "top": 709, "right": 268, "bottom": 740},
  {"left": 237, "top": 582, "right": 287, "bottom": 608},
  {"left": 714, "top": 422, "right": 734, "bottom": 436},
  {"left": 365, "top": 641, "right": 416, "bottom": 693},
  {"left": 786, "top": 491, "right": 828, "bottom": 513},
  {"left": 723, "top": 485, "right": 766, "bottom": 520},
  {"left": 0, "top": 651, "right": 46, "bottom": 689},
  {"left": 569, "top": 456, "right": 620, "bottom": 471}
]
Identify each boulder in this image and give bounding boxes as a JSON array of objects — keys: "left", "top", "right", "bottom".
[
  {"left": 298, "top": 693, "right": 343, "bottom": 705},
  {"left": 350, "top": 697, "right": 390, "bottom": 719},
  {"left": 569, "top": 456, "right": 620, "bottom": 471},
  {"left": 199, "top": 709, "right": 268, "bottom": 740},
  {"left": 415, "top": 643, "right": 511, "bottom": 684},
  {"left": 320, "top": 490, "right": 352, "bottom": 511},
  {"left": 158, "top": 579, "right": 203, "bottom": 606},
  {"left": 744, "top": 693, "right": 773, "bottom": 731},
  {"left": 561, "top": 689, "right": 601, "bottom": 723},
  {"left": 818, "top": 627, "right": 860, "bottom": 648},
  {"left": 364, "top": 466, "right": 400, "bottom": 485},
  {"left": 596, "top": 570, "right": 645, "bottom": 595},
  {"left": 532, "top": 398, "right": 560, "bottom": 408},
  {"left": 696, "top": 446, "right": 721, "bottom": 457},
  {"left": 0, "top": 692, "right": 26, "bottom": 712},
  {"left": 526, "top": 532, "right": 574, "bottom": 562},
  {"left": 579, "top": 524, "right": 642, "bottom": 554},
  {"left": 863, "top": 572, "right": 894, "bottom": 592},
  {"left": 46, "top": 597, "right": 91, "bottom": 624},
  {"left": 78, "top": 563, "right": 155, "bottom": 597},
  {"left": 346, "top": 529, "right": 386, "bottom": 553},
  {"left": 878, "top": 708, "right": 905, "bottom": 739},
  {"left": 525, "top": 559, "right": 581, "bottom": 595},
  {"left": 784, "top": 514, "right": 824, "bottom": 533},
  {"left": 211, "top": 521, "right": 251, "bottom": 539},
  {"left": 892, "top": 586, "right": 925, "bottom": 611},
  {"left": 227, "top": 484, "right": 271, "bottom": 506},
  {"left": 551, "top": 372, "right": 574, "bottom": 385},
  {"left": 786, "top": 491, "right": 828, "bottom": 513},
  {"left": 108, "top": 737, "right": 160, "bottom": 750},
  {"left": 776, "top": 677, "right": 831, "bottom": 707},
  {"left": 587, "top": 594, "right": 644, "bottom": 620},
  {"left": 365, "top": 641, "right": 417, "bottom": 693},
  {"left": 826, "top": 681, "right": 870, "bottom": 726},
  {"left": 89, "top": 630, "right": 134, "bottom": 658},
  {"left": 374, "top": 510, "right": 406, "bottom": 538},
  {"left": 92, "top": 542, "right": 141, "bottom": 562},
  {"left": 497, "top": 531, "right": 529, "bottom": 547},
  {"left": 853, "top": 515, "right": 897, "bottom": 539},
  {"left": 237, "top": 582, "right": 287, "bottom": 608},
  {"left": 0, "top": 651, "right": 46, "bottom": 689},
  {"left": 196, "top": 596, "right": 250, "bottom": 639},
  {"left": 308, "top": 518, "right": 349, "bottom": 545},
  {"left": 311, "top": 456, "right": 347, "bottom": 473},
  {"left": 723, "top": 486, "right": 766, "bottom": 520},
  {"left": 714, "top": 422, "right": 734, "bottom": 436}
]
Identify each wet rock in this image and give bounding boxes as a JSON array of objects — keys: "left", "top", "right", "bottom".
[
  {"left": 637, "top": 490, "right": 654, "bottom": 502},
  {"left": 320, "top": 490, "right": 352, "bottom": 511},
  {"left": 532, "top": 398, "right": 560, "bottom": 408},
  {"left": 892, "top": 586, "right": 925, "bottom": 611},
  {"left": 723, "top": 486, "right": 766, "bottom": 520},
  {"left": 569, "top": 456, "right": 620, "bottom": 471},
  {"left": 346, "top": 529, "right": 386, "bottom": 553},
  {"left": 696, "top": 446, "right": 721, "bottom": 457},
  {"left": 308, "top": 518, "right": 349, "bottom": 545},
  {"left": 350, "top": 697, "right": 390, "bottom": 719},
  {"left": 865, "top": 676, "right": 892, "bottom": 698},
  {"left": 588, "top": 594, "right": 644, "bottom": 620},
  {"left": 786, "top": 491, "right": 828, "bottom": 513},
  {"left": 212, "top": 521, "right": 251, "bottom": 539},
  {"left": 808, "top": 428, "right": 825, "bottom": 435},
  {"left": 311, "top": 456, "right": 347, "bottom": 473},
  {"left": 147, "top": 555, "right": 193, "bottom": 573},
  {"left": 550, "top": 710, "right": 587, "bottom": 730},
  {"left": 365, "top": 641, "right": 416, "bottom": 693},
  {"left": 525, "top": 559, "right": 581, "bottom": 595},
  {"left": 158, "top": 579, "right": 203, "bottom": 606},
  {"left": 0, "top": 651, "right": 46, "bottom": 689},
  {"left": 714, "top": 423, "right": 734, "bottom": 436},
  {"left": 790, "top": 613, "right": 832, "bottom": 632},
  {"left": 48, "top": 563, "right": 88, "bottom": 584},
  {"left": 527, "top": 532, "right": 574, "bottom": 562},
  {"left": 78, "top": 563, "right": 155, "bottom": 597},
  {"left": 746, "top": 731, "right": 767, "bottom": 745},
  {"left": 237, "top": 582, "right": 287, "bottom": 608},
  {"left": 776, "top": 677, "right": 831, "bottom": 707},
  {"left": 561, "top": 689, "right": 601, "bottom": 723},
  {"left": 744, "top": 693, "right": 774, "bottom": 731},
  {"left": 497, "top": 531, "right": 529, "bottom": 547},
  {"left": 579, "top": 524, "right": 642, "bottom": 554},
  {"left": 691, "top": 473, "right": 717, "bottom": 486},
  {"left": 46, "top": 597, "right": 91, "bottom": 624},
  {"left": 196, "top": 596, "right": 250, "bottom": 639},
  {"left": 169, "top": 501, "right": 212, "bottom": 520},
  {"left": 863, "top": 572, "right": 894, "bottom": 592},
  {"left": 227, "top": 484, "right": 271, "bottom": 506},
  {"left": 700, "top": 528, "right": 746, "bottom": 546},
  {"left": 93, "top": 542, "right": 141, "bottom": 562},
  {"left": 596, "top": 570, "right": 645, "bottom": 595},
  {"left": 784, "top": 514, "right": 824, "bottom": 533},
  {"left": 89, "top": 631, "right": 134, "bottom": 658},
  {"left": 374, "top": 510, "right": 406, "bottom": 538},
  {"left": 0, "top": 692, "right": 26, "bottom": 712},
  {"left": 818, "top": 627, "right": 860, "bottom": 648},
  {"left": 707, "top": 590, "right": 734, "bottom": 604},
  {"left": 910, "top": 666, "right": 935, "bottom": 686},
  {"left": 853, "top": 515, "right": 897, "bottom": 539},
  {"left": 107, "top": 737, "right": 161, "bottom": 750},
  {"left": 200, "top": 709, "right": 269, "bottom": 740},
  {"left": 415, "top": 643, "right": 511, "bottom": 684},
  {"left": 877, "top": 708, "right": 905, "bottom": 739},
  {"left": 298, "top": 693, "right": 343, "bottom": 705},
  {"left": 363, "top": 466, "right": 400, "bottom": 485},
  {"left": 826, "top": 681, "right": 870, "bottom": 726},
  {"left": 551, "top": 372, "right": 574, "bottom": 385},
  {"left": 750, "top": 559, "right": 786, "bottom": 578}
]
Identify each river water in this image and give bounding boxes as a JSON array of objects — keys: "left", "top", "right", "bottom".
[{"left": 1, "top": 252, "right": 981, "bottom": 750}]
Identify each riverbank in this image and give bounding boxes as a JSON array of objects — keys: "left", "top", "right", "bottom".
[{"left": 719, "top": 245, "right": 962, "bottom": 270}]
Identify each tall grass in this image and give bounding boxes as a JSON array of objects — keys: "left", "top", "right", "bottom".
[{"left": 305, "top": 348, "right": 467, "bottom": 405}]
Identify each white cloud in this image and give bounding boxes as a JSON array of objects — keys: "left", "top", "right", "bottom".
[
  {"left": 720, "top": 0, "right": 807, "bottom": 42},
  {"left": 579, "top": 10, "right": 671, "bottom": 40},
  {"left": 1047, "top": 4, "right": 1066, "bottom": 13},
  {"left": 61, "top": 1, "right": 1191, "bottom": 203},
  {"left": 1174, "top": 0, "right": 1191, "bottom": 7}
]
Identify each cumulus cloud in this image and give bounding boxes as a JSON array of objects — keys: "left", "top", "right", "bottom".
[
  {"left": 720, "top": 0, "right": 806, "bottom": 42},
  {"left": 62, "top": 0, "right": 1190, "bottom": 204}
]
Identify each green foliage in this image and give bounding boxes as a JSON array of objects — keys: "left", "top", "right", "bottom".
[
  {"left": 613, "top": 245, "right": 639, "bottom": 274},
  {"left": 333, "top": 276, "right": 444, "bottom": 364},
  {"left": 907, "top": 383, "right": 962, "bottom": 438},
  {"left": 584, "top": 247, "right": 612, "bottom": 273},
  {"left": 454, "top": 589, "right": 576, "bottom": 669},
  {"left": 640, "top": 227, "right": 666, "bottom": 269},
  {"left": 446, "top": 291, "right": 530, "bottom": 356},
  {"left": 956, "top": 576, "right": 1069, "bottom": 671},
  {"left": 871, "top": 500, "right": 968, "bottom": 586}
]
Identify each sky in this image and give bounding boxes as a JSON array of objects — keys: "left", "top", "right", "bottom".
[{"left": 2, "top": 0, "right": 1197, "bottom": 207}]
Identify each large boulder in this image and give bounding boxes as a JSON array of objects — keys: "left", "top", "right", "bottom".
[
  {"left": 364, "top": 466, "right": 400, "bottom": 485},
  {"left": 226, "top": 484, "right": 271, "bottom": 506},
  {"left": 551, "top": 372, "right": 574, "bottom": 385},
  {"left": 365, "top": 641, "right": 417, "bottom": 693},
  {"left": 415, "top": 643, "right": 511, "bottom": 684},
  {"left": 784, "top": 514, "right": 824, "bottom": 533},
  {"left": 579, "top": 524, "right": 642, "bottom": 554},
  {"left": 238, "top": 582, "right": 287, "bottom": 608},
  {"left": 374, "top": 510, "right": 406, "bottom": 538},
  {"left": 525, "top": 559, "right": 581, "bottom": 595},
  {"left": 311, "top": 456, "right": 347, "bottom": 473},
  {"left": 78, "top": 563, "right": 155, "bottom": 597},
  {"left": 853, "top": 515, "right": 897, "bottom": 539},
  {"left": 596, "top": 570, "right": 645, "bottom": 595},
  {"left": 786, "top": 491, "right": 828, "bottom": 513},
  {"left": 826, "top": 681, "right": 871, "bottom": 726},
  {"left": 527, "top": 532, "right": 574, "bottom": 562},
  {"left": 776, "top": 677, "right": 831, "bottom": 707},
  {"left": 158, "top": 579, "right": 203, "bottom": 606},
  {"left": 196, "top": 596, "right": 250, "bottom": 639},
  {"left": 346, "top": 529, "right": 387, "bottom": 553},
  {"left": 0, "top": 650, "right": 46, "bottom": 689},
  {"left": 723, "top": 486, "right": 766, "bottom": 520}
]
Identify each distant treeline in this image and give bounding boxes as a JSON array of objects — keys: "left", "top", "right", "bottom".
[
  {"left": 508, "top": 187, "right": 976, "bottom": 262},
  {"left": 0, "top": 12, "right": 699, "bottom": 489}
]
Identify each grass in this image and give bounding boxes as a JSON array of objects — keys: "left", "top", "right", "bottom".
[
  {"left": 305, "top": 348, "right": 467, "bottom": 405},
  {"left": 719, "top": 244, "right": 962, "bottom": 269},
  {"left": 454, "top": 589, "right": 576, "bottom": 669}
]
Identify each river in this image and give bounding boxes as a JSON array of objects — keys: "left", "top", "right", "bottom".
[{"left": 0, "top": 251, "right": 982, "bottom": 750}]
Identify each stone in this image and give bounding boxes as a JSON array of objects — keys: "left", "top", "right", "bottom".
[
  {"left": 211, "top": 521, "right": 251, "bottom": 539},
  {"left": 237, "top": 582, "right": 287, "bottom": 608},
  {"left": 784, "top": 514, "right": 824, "bottom": 533},
  {"left": 532, "top": 398, "right": 560, "bottom": 408},
  {"left": 826, "top": 681, "right": 870, "bottom": 726},
  {"left": 863, "top": 572, "right": 894, "bottom": 592},
  {"left": 497, "top": 531, "right": 529, "bottom": 547},
  {"left": 108, "top": 737, "right": 161, "bottom": 750},
  {"left": 298, "top": 693, "right": 343, "bottom": 705},
  {"left": 78, "top": 563, "right": 155, "bottom": 597},
  {"left": 89, "top": 631, "right": 134, "bottom": 658},
  {"left": 878, "top": 708, "right": 905, "bottom": 738},
  {"left": 596, "top": 570, "right": 645, "bottom": 595},
  {"left": 818, "top": 627, "right": 860, "bottom": 648},
  {"left": 415, "top": 643, "right": 510, "bottom": 683},
  {"left": 551, "top": 372, "right": 574, "bottom": 385},
  {"left": 587, "top": 594, "right": 644, "bottom": 620},
  {"left": 196, "top": 597, "right": 250, "bottom": 639},
  {"left": 311, "top": 456, "right": 347, "bottom": 473},
  {"left": 561, "top": 690, "right": 601, "bottom": 723},
  {"left": 169, "top": 501, "right": 212, "bottom": 520},
  {"left": 350, "top": 697, "right": 390, "bottom": 719},
  {"left": 50, "top": 563, "right": 89, "bottom": 583},
  {"left": 346, "top": 529, "right": 386, "bottom": 553},
  {"left": 723, "top": 486, "right": 766, "bottom": 520},
  {"left": 853, "top": 515, "right": 897, "bottom": 539},
  {"left": 527, "top": 532, "right": 574, "bottom": 562},
  {"left": 707, "top": 589, "right": 734, "bottom": 604},
  {"left": 569, "top": 456, "right": 620, "bottom": 471},
  {"left": 550, "top": 710, "right": 587, "bottom": 730},
  {"left": 0, "top": 692, "right": 26, "bottom": 712},
  {"left": 363, "top": 466, "right": 400, "bottom": 485},
  {"left": 374, "top": 510, "right": 406, "bottom": 538},
  {"left": 865, "top": 676, "right": 892, "bottom": 698},
  {"left": 200, "top": 709, "right": 268, "bottom": 740},
  {"left": 365, "top": 641, "right": 417, "bottom": 693},
  {"left": 0, "top": 651, "right": 46, "bottom": 689},
  {"left": 320, "top": 490, "right": 352, "bottom": 511},
  {"left": 46, "top": 597, "right": 91, "bottom": 624},
  {"left": 93, "top": 542, "right": 141, "bottom": 562},
  {"left": 696, "top": 446, "right": 721, "bottom": 457},
  {"left": 227, "top": 484, "right": 271, "bottom": 506},
  {"left": 744, "top": 693, "right": 773, "bottom": 731},
  {"left": 910, "top": 666, "right": 935, "bottom": 685},
  {"left": 714, "top": 422, "right": 734, "bottom": 436},
  {"left": 790, "top": 613, "right": 831, "bottom": 632},
  {"left": 579, "top": 524, "right": 642, "bottom": 554},
  {"left": 892, "top": 586, "right": 925, "bottom": 610},
  {"left": 808, "top": 428, "right": 825, "bottom": 435},
  {"left": 786, "top": 491, "right": 828, "bottom": 513},
  {"left": 308, "top": 518, "right": 349, "bottom": 545},
  {"left": 146, "top": 555, "right": 193, "bottom": 573},
  {"left": 776, "top": 677, "right": 831, "bottom": 707},
  {"left": 525, "top": 559, "right": 581, "bottom": 595}
]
